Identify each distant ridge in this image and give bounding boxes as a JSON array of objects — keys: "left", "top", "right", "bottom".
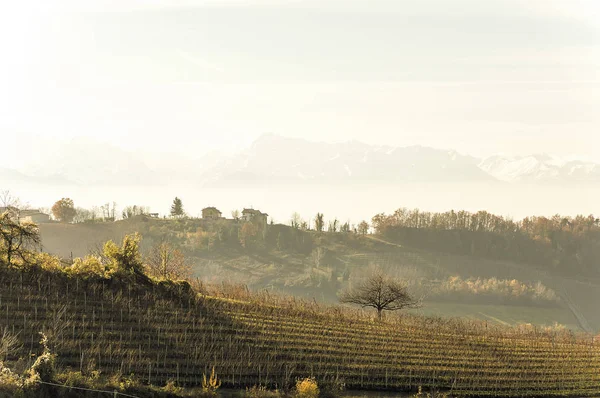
[
  {"left": 6, "top": 134, "right": 600, "bottom": 186},
  {"left": 479, "top": 154, "right": 600, "bottom": 183},
  {"left": 199, "top": 134, "right": 493, "bottom": 185}
]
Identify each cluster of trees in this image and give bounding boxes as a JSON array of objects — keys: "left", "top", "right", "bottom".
[
  {"left": 122, "top": 205, "right": 150, "bottom": 219},
  {"left": 288, "top": 212, "right": 369, "bottom": 235},
  {"left": 45, "top": 196, "right": 186, "bottom": 224},
  {"left": 48, "top": 198, "right": 123, "bottom": 223},
  {"left": 426, "top": 276, "right": 559, "bottom": 306},
  {"left": 372, "top": 208, "right": 600, "bottom": 276},
  {"left": 372, "top": 208, "right": 600, "bottom": 238},
  {"left": 53, "top": 196, "right": 184, "bottom": 222},
  {"left": 372, "top": 208, "right": 522, "bottom": 234}
]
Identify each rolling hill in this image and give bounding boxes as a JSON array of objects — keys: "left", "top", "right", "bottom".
[
  {"left": 1, "top": 265, "right": 600, "bottom": 397},
  {"left": 37, "top": 217, "right": 595, "bottom": 332}
]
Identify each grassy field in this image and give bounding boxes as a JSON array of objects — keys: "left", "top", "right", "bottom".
[{"left": 1, "top": 266, "right": 600, "bottom": 397}]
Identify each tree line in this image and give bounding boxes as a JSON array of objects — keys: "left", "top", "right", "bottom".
[{"left": 372, "top": 207, "right": 600, "bottom": 276}]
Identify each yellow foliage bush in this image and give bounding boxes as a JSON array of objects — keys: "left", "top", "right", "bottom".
[
  {"left": 202, "top": 366, "right": 221, "bottom": 396},
  {"left": 67, "top": 255, "right": 114, "bottom": 279},
  {"left": 295, "top": 377, "right": 319, "bottom": 398},
  {"left": 36, "top": 253, "right": 62, "bottom": 272}
]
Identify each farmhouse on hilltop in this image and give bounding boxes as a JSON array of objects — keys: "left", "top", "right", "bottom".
[
  {"left": 19, "top": 209, "right": 51, "bottom": 224},
  {"left": 242, "top": 208, "right": 268, "bottom": 224},
  {"left": 202, "top": 207, "right": 223, "bottom": 220},
  {"left": 1, "top": 207, "right": 50, "bottom": 223}
]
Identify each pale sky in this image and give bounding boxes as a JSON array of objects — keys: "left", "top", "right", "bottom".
[{"left": 1, "top": 0, "right": 599, "bottom": 167}]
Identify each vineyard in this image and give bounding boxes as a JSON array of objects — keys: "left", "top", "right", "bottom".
[{"left": 2, "top": 267, "right": 600, "bottom": 397}]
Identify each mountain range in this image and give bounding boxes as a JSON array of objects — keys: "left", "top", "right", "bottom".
[{"left": 3, "top": 134, "right": 599, "bottom": 186}]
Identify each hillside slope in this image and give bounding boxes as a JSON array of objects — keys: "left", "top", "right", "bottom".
[
  {"left": 38, "top": 219, "right": 586, "bottom": 331},
  {"left": 2, "top": 267, "right": 600, "bottom": 397}
]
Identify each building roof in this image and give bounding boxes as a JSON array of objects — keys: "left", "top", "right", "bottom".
[
  {"left": 242, "top": 208, "right": 268, "bottom": 216},
  {"left": 202, "top": 207, "right": 222, "bottom": 213},
  {"left": 19, "top": 209, "right": 49, "bottom": 217}
]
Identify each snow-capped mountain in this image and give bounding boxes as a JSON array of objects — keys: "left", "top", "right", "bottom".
[
  {"left": 6, "top": 134, "right": 600, "bottom": 186},
  {"left": 479, "top": 154, "right": 600, "bottom": 183},
  {"left": 198, "top": 134, "right": 492, "bottom": 185}
]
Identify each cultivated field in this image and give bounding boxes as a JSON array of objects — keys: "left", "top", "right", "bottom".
[{"left": 2, "top": 267, "right": 600, "bottom": 397}]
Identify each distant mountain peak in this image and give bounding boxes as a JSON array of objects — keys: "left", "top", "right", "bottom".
[
  {"left": 9, "top": 134, "right": 600, "bottom": 187},
  {"left": 479, "top": 154, "right": 600, "bottom": 183},
  {"left": 199, "top": 136, "right": 492, "bottom": 185}
]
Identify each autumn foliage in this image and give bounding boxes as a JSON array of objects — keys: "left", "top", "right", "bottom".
[
  {"left": 372, "top": 208, "right": 600, "bottom": 276},
  {"left": 51, "top": 198, "right": 77, "bottom": 223}
]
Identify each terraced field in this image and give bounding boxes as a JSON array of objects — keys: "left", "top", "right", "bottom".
[{"left": 2, "top": 268, "right": 600, "bottom": 397}]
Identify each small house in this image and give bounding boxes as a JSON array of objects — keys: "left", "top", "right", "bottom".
[
  {"left": 18, "top": 209, "right": 51, "bottom": 224},
  {"left": 202, "top": 207, "right": 223, "bottom": 220},
  {"left": 242, "top": 208, "right": 268, "bottom": 224}
]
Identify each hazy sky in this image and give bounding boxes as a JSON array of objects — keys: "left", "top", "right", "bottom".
[{"left": 1, "top": 0, "right": 599, "bottom": 167}]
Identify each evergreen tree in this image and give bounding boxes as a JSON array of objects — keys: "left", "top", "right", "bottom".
[{"left": 170, "top": 197, "right": 184, "bottom": 218}]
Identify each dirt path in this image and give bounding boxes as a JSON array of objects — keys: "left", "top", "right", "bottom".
[{"left": 365, "top": 235, "right": 404, "bottom": 248}]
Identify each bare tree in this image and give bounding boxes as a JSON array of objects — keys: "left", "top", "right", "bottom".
[
  {"left": 0, "top": 212, "right": 41, "bottom": 266},
  {"left": 0, "top": 191, "right": 16, "bottom": 208},
  {"left": 315, "top": 213, "right": 324, "bottom": 232},
  {"left": 340, "top": 221, "right": 351, "bottom": 233},
  {"left": 339, "top": 269, "right": 420, "bottom": 320},
  {"left": 0, "top": 326, "right": 22, "bottom": 361},
  {"left": 145, "top": 241, "right": 192, "bottom": 280},
  {"left": 0, "top": 190, "right": 27, "bottom": 218},
  {"left": 73, "top": 207, "right": 98, "bottom": 223},
  {"left": 100, "top": 202, "right": 118, "bottom": 222},
  {"left": 357, "top": 220, "right": 369, "bottom": 235},
  {"left": 122, "top": 205, "right": 149, "bottom": 219},
  {"left": 231, "top": 210, "right": 241, "bottom": 221},
  {"left": 290, "top": 212, "right": 302, "bottom": 229},
  {"left": 328, "top": 218, "right": 339, "bottom": 232}
]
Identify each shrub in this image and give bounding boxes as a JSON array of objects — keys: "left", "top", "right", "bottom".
[
  {"left": 118, "top": 373, "right": 142, "bottom": 391},
  {"left": 201, "top": 366, "right": 221, "bottom": 396},
  {"left": 162, "top": 379, "right": 184, "bottom": 394},
  {"left": 36, "top": 253, "right": 62, "bottom": 272},
  {"left": 59, "top": 370, "right": 87, "bottom": 387},
  {"left": 26, "top": 333, "right": 56, "bottom": 385},
  {"left": 0, "top": 361, "right": 22, "bottom": 395},
  {"left": 103, "top": 233, "right": 144, "bottom": 275},
  {"left": 295, "top": 377, "right": 319, "bottom": 398},
  {"left": 67, "top": 255, "right": 114, "bottom": 279},
  {"left": 245, "top": 385, "right": 281, "bottom": 398}
]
